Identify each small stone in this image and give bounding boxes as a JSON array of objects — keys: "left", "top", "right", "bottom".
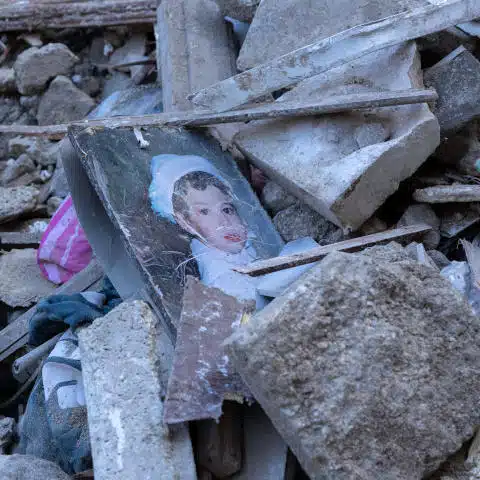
[
  {"left": 37, "top": 75, "right": 95, "bottom": 125},
  {"left": 8, "top": 136, "right": 38, "bottom": 158},
  {"left": 0, "top": 249, "right": 55, "bottom": 307},
  {"left": 49, "top": 163, "right": 69, "bottom": 198},
  {"left": 47, "top": 196, "right": 62, "bottom": 215},
  {"left": 0, "top": 68, "right": 16, "bottom": 94},
  {"left": 75, "top": 75, "right": 101, "bottom": 97},
  {"left": 226, "top": 251, "right": 480, "bottom": 479},
  {"left": 7, "top": 171, "right": 43, "bottom": 188},
  {"left": 428, "top": 250, "right": 451, "bottom": 270},
  {"left": 0, "top": 417, "right": 15, "bottom": 454},
  {"left": 0, "top": 186, "right": 38, "bottom": 224},
  {"left": 0, "top": 454, "right": 70, "bottom": 480},
  {"left": 261, "top": 180, "right": 297, "bottom": 215},
  {"left": 19, "top": 95, "right": 40, "bottom": 117},
  {"left": 1, "top": 154, "right": 36, "bottom": 186},
  {"left": 274, "top": 202, "right": 343, "bottom": 245},
  {"left": 14, "top": 43, "right": 79, "bottom": 95},
  {"left": 359, "top": 216, "right": 388, "bottom": 235},
  {"left": 8, "top": 136, "right": 57, "bottom": 166},
  {"left": 397, "top": 203, "right": 441, "bottom": 249}
]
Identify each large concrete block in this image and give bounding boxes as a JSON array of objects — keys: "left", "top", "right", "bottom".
[
  {"left": 237, "top": 0, "right": 427, "bottom": 70},
  {"left": 157, "top": 0, "right": 243, "bottom": 153},
  {"left": 78, "top": 300, "right": 196, "bottom": 480},
  {"left": 226, "top": 251, "right": 480, "bottom": 479},
  {"left": 234, "top": 42, "right": 440, "bottom": 231},
  {"left": 157, "top": 0, "right": 236, "bottom": 112},
  {"left": 424, "top": 46, "right": 480, "bottom": 133}
]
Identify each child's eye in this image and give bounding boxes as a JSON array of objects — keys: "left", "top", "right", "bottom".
[
  {"left": 222, "top": 206, "right": 234, "bottom": 215},
  {"left": 200, "top": 208, "right": 209, "bottom": 215}
]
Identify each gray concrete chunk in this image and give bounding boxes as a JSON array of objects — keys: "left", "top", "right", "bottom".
[
  {"left": 0, "top": 185, "right": 38, "bottom": 224},
  {"left": 37, "top": 76, "right": 95, "bottom": 125},
  {"left": 14, "top": 43, "right": 78, "bottom": 95},
  {"left": 0, "top": 454, "right": 70, "bottom": 480},
  {"left": 235, "top": 42, "right": 439, "bottom": 231},
  {"left": 226, "top": 251, "right": 480, "bottom": 480},
  {"left": 237, "top": 0, "right": 428, "bottom": 70},
  {"left": 157, "top": 0, "right": 236, "bottom": 112},
  {"left": 0, "top": 248, "right": 56, "bottom": 307},
  {"left": 424, "top": 46, "right": 480, "bottom": 133},
  {"left": 78, "top": 300, "right": 196, "bottom": 480}
]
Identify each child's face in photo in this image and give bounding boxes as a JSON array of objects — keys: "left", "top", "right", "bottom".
[{"left": 178, "top": 183, "right": 248, "bottom": 254}]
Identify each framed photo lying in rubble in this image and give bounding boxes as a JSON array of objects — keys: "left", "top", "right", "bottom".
[{"left": 68, "top": 125, "right": 284, "bottom": 336}]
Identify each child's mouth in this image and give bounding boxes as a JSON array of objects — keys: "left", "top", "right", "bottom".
[{"left": 224, "top": 233, "right": 242, "bottom": 243}]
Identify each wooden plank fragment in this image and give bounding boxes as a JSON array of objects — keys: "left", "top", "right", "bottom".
[
  {"left": 0, "top": 0, "right": 156, "bottom": 31},
  {"left": 0, "top": 231, "right": 42, "bottom": 248},
  {"left": 0, "top": 89, "right": 438, "bottom": 138},
  {"left": 235, "top": 224, "right": 432, "bottom": 276},
  {"left": 189, "top": 0, "right": 480, "bottom": 111},
  {"left": 0, "top": 260, "right": 103, "bottom": 363},
  {"left": 413, "top": 184, "right": 480, "bottom": 203}
]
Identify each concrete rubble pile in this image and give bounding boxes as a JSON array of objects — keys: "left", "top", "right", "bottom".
[{"left": 0, "top": 0, "right": 479, "bottom": 479}]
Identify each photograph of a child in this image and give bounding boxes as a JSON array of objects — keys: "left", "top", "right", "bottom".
[{"left": 149, "top": 154, "right": 265, "bottom": 308}]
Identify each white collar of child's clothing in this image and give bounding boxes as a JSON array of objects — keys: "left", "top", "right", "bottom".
[{"left": 190, "top": 235, "right": 258, "bottom": 266}]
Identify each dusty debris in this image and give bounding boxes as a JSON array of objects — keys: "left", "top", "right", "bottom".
[
  {"left": 164, "top": 277, "right": 252, "bottom": 424},
  {"left": 237, "top": 0, "right": 422, "bottom": 70},
  {"left": 0, "top": 69, "right": 15, "bottom": 95},
  {"left": 273, "top": 202, "right": 343, "bottom": 245},
  {"left": 261, "top": 180, "right": 297, "bottom": 215},
  {"left": 196, "top": 402, "right": 243, "bottom": 478},
  {"left": 13, "top": 43, "right": 79, "bottom": 95},
  {"left": 0, "top": 454, "right": 70, "bottom": 480},
  {"left": 397, "top": 204, "right": 441, "bottom": 249},
  {"left": 424, "top": 46, "right": 480, "bottom": 133},
  {"left": 191, "top": 0, "right": 480, "bottom": 111},
  {"left": 0, "top": 417, "right": 15, "bottom": 454},
  {"left": 78, "top": 300, "right": 196, "bottom": 480},
  {"left": 0, "top": 154, "right": 36, "bottom": 187},
  {"left": 0, "top": 249, "right": 56, "bottom": 307},
  {"left": 235, "top": 42, "right": 440, "bottom": 230},
  {"left": 37, "top": 76, "right": 95, "bottom": 126},
  {"left": 226, "top": 250, "right": 480, "bottom": 479},
  {"left": 217, "top": 0, "right": 260, "bottom": 22},
  {"left": 0, "top": 185, "right": 38, "bottom": 224}
]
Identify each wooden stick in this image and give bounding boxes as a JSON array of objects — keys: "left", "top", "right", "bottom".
[
  {"left": 413, "top": 185, "right": 480, "bottom": 203},
  {"left": 0, "top": 88, "right": 437, "bottom": 138},
  {"left": 0, "top": 260, "right": 103, "bottom": 363},
  {"left": 235, "top": 224, "right": 433, "bottom": 276},
  {"left": 0, "top": 0, "right": 156, "bottom": 31},
  {"left": 190, "top": 0, "right": 480, "bottom": 111}
]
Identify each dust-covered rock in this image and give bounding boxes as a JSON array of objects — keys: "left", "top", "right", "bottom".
[
  {"left": 0, "top": 68, "right": 16, "bottom": 94},
  {"left": 226, "top": 251, "right": 480, "bottom": 480},
  {"left": 1, "top": 154, "right": 36, "bottom": 186},
  {"left": 261, "top": 180, "right": 296, "bottom": 215},
  {"left": 397, "top": 203, "right": 441, "bottom": 249},
  {"left": 274, "top": 202, "right": 343, "bottom": 245},
  {"left": 37, "top": 75, "right": 95, "bottom": 125},
  {"left": 0, "top": 185, "right": 38, "bottom": 223},
  {"left": 0, "top": 249, "right": 56, "bottom": 307},
  {"left": 0, "top": 454, "right": 70, "bottom": 480},
  {"left": 14, "top": 43, "right": 79, "bottom": 95}
]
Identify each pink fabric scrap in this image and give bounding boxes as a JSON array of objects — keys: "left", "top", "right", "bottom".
[{"left": 37, "top": 195, "right": 93, "bottom": 285}]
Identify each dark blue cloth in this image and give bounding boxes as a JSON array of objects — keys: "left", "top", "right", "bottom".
[{"left": 28, "top": 277, "right": 121, "bottom": 346}]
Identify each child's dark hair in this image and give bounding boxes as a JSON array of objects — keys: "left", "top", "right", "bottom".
[{"left": 173, "top": 171, "right": 231, "bottom": 220}]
